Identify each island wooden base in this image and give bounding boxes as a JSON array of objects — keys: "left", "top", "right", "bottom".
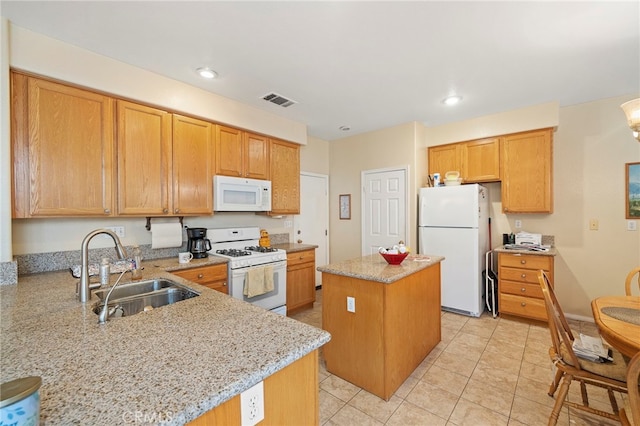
[
  {"left": 188, "top": 350, "right": 318, "bottom": 425},
  {"left": 322, "top": 263, "right": 441, "bottom": 400}
]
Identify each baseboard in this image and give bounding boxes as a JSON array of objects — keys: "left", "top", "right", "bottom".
[{"left": 564, "top": 312, "right": 595, "bottom": 323}]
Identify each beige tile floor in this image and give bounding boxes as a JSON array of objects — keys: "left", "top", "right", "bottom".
[{"left": 290, "top": 289, "right": 627, "bottom": 426}]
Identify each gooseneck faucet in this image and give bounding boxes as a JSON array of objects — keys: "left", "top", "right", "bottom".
[{"left": 78, "top": 229, "right": 128, "bottom": 303}]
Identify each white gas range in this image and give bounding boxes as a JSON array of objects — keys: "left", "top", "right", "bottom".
[{"left": 207, "top": 227, "right": 287, "bottom": 315}]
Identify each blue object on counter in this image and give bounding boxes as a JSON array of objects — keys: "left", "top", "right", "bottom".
[{"left": 0, "top": 376, "right": 42, "bottom": 426}]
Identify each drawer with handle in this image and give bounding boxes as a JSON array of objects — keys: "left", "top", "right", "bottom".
[
  {"left": 286, "top": 249, "right": 315, "bottom": 267},
  {"left": 499, "top": 253, "right": 552, "bottom": 270},
  {"left": 499, "top": 293, "right": 547, "bottom": 321},
  {"left": 500, "top": 281, "right": 544, "bottom": 299},
  {"left": 499, "top": 267, "right": 551, "bottom": 285},
  {"left": 171, "top": 264, "right": 228, "bottom": 294}
]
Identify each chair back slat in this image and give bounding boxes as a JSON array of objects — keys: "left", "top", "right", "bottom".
[
  {"left": 625, "top": 266, "right": 640, "bottom": 296},
  {"left": 538, "top": 270, "right": 582, "bottom": 368}
]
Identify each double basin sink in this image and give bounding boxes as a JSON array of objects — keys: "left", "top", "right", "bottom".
[{"left": 92, "top": 278, "right": 199, "bottom": 319}]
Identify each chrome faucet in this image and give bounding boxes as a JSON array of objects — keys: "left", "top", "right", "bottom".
[{"left": 78, "top": 229, "right": 128, "bottom": 303}]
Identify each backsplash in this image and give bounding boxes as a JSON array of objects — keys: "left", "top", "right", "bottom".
[{"left": 6, "top": 232, "right": 293, "bottom": 281}]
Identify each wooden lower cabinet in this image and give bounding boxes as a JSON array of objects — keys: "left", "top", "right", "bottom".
[
  {"left": 187, "top": 350, "right": 319, "bottom": 426},
  {"left": 171, "top": 264, "right": 228, "bottom": 294},
  {"left": 322, "top": 263, "right": 441, "bottom": 400},
  {"left": 286, "top": 249, "right": 316, "bottom": 316},
  {"left": 498, "top": 252, "right": 554, "bottom": 321}
]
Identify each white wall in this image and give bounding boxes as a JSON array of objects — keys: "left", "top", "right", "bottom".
[{"left": 0, "top": 20, "right": 11, "bottom": 262}]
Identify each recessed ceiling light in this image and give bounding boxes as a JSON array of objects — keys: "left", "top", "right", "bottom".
[
  {"left": 196, "top": 67, "right": 217, "bottom": 79},
  {"left": 339, "top": 125, "right": 351, "bottom": 131},
  {"left": 442, "top": 95, "right": 462, "bottom": 106}
]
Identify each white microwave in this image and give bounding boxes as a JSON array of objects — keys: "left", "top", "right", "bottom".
[{"left": 213, "top": 175, "right": 272, "bottom": 212}]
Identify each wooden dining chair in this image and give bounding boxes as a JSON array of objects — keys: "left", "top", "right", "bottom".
[
  {"left": 621, "top": 351, "right": 640, "bottom": 426},
  {"left": 625, "top": 267, "right": 640, "bottom": 296},
  {"left": 538, "top": 270, "right": 629, "bottom": 425}
]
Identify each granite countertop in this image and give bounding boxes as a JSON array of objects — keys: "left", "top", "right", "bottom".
[
  {"left": 271, "top": 243, "right": 318, "bottom": 253},
  {"left": 492, "top": 244, "right": 558, "bottom": 256},
  {"left": 0, "top": 259, "right": 330, "bottom": 425},
  {"left": 317, "top": 253, "right": 444, "bottom": 284}
]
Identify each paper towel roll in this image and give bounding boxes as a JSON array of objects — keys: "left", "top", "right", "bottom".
[{"left": 151, "top": 223, "right": 183, "bottom": 249}]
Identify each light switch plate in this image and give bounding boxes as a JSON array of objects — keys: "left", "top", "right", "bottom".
[{"left": 628, "top": 220, "right": 637, "bottom": 231}]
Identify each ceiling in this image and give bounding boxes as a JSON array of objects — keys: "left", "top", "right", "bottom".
[{"left": 2, "top": 1, "right": 639, "bottom": 141}]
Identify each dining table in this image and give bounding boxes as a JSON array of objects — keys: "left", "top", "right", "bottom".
[{"left": 591, "top": 295, "right": 640, "bottom": 359}]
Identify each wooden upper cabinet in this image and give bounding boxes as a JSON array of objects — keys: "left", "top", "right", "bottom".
[
  {"left": 428, "top": 138, "right": 500, "bottom": 183},
  {"left": 269, "top": 139, "right": 300, "bottom": 214},
  {"left": 427, "top": 144, "right": 461, "bottom": 179},
  {"left": 462, "top": 138, "right": 501, "bottom": 182},
  {"left": 116, "top": 100, "right": 172, "bottom": 215},
  {"left": 11, "top": 73, "right": 115, "bottom": 217},
  {"left": 501, "top": 128, "right": 553, "bottom": 213},
  {"left": 214, "top": 125, "right": 269, "bottom": 179},
  {"left": 244, "top": 132, "right": 269, "bottom": 180},
  {"left": 215, "top": 125, "right": 243, "bottom": 177},
  {"left": 172, "top": 114, "right": 213, "bottom": 215}
]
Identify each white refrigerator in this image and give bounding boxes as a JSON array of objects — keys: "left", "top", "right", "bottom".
[{"left": 418, "top": 184, "right": 489, "bottom": 317}]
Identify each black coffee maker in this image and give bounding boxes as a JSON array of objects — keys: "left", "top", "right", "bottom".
[{"left": 186, "top": 227, "right": 211, "bottom": 259}]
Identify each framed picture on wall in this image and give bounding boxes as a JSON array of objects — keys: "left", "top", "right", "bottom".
[
  {"left": 626, "top": 162, "right": 640, "bottom": 219},
  {"left": 339, "top": 194, "right": 351, "bottom": 220}
]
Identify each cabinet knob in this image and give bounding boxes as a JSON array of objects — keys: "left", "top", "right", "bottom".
[
  {"left": 297, "top": 239, "right": 302, "bottom": 243},
  {"left": 174, "top": 208, "right": 180, "bottom": 214},
  {"left": 521, "top": 287, "right": 526, "bottom": 292},
  {"left": 520, "top": 260, "right": 526, "bottom": 264},
  {"left": 198, "top": 274, "right": 204, "bottom": 279},
  {"left": 521, "top": 273, "right": 526, "bottom": 279},
  {"left": 163, "top": 208, "right": 168, "bottom": 214},
  {"left": 521, "top": 302, "right": 526, "bottom": 307},
  {"left": 223, "top": 282, "right": 227, "bottom": 286},
  {"left": 104, "top": 208, "right": 110, "bottom": 214}
]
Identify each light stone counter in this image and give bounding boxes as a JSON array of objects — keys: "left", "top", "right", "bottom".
[
  {"left": 492, "top": 245, "right": 558, "bottom": 256},
  {"left": 0, "top": 260, "right": 330, "bottom": 425},
  {"left": 317, "top": 253, "right": 444, "bottom": 284}
]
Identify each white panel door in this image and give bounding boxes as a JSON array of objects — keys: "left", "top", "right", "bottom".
[
  {"left": 362, "top": 167, "right": 407, "bottom": 255},
  {"left": 293, "top": 172, "right": 329, "bottom": 287}
]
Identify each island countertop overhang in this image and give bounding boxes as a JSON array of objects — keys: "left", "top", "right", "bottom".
[{"left": 317, "top": 254, "right": 444, "bottom": 284}]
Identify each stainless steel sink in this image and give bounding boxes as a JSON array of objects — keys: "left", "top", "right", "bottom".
[
  {"left": 92, "top": 279, "right": 200, "bottom": 319},
  {"left": 94, "top": 278, "right": 184, "bottom": 301}
]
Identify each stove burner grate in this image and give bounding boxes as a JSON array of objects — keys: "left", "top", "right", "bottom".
[
  {"left": 215, "top": 249, "right": 252, "bottom": 257},
  {"left": 245, "top": 246, "right": 278, "bottom": 253}
]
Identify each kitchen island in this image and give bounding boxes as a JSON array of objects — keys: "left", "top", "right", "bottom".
[
  {"left": 0, "top": 258, "right": 330, "bottom": 425},
  {"left": 318, "top": 253, "right": 444, "bottom": 400}
]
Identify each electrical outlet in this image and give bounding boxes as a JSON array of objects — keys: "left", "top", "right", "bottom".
[
  {"left": 284, "top": 220, "right": 293, "bottom": 228},
  {"left": 240, "top": 381, "right": 264, "bottom": 426},
  {"left": 104, "top": 226, "right": 125, "bottom": 238},
  {"left": 514, "top": 220, "right": 522, "bottom": 229},
  {"left": 628, "top": 220, "right": 637, "bottom": 231},
  {"left": 589, "top": 219, "right": 599, "bottom": 231},
  {"left": 347, "top": 296, "right": 355, "bottom": 313}
]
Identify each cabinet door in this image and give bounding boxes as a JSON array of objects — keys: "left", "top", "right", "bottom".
[
  {"left": 287, "top": 250, "right": 316, "bottom": 315},
  {"left": 215, "top": 125, "right": 243, "bottom": 177},
  {"left": 244, "top": 132, "right": 269, "bottom": 179},
  {"left": 501, "top": 129, "right": 553, "bottom": 213},
  {"left": 116, "top": 100, "right": 172, "bottom": 215},
  {"left": 428, "top": 144, "right": 461, "bottom": 178},
  {"left": 270, "top": 139, "right": 300, "bottom": 214},
  {"left": 173, "top": 115, "right": 213, "bottom": 215},
  {"left": 12, "top": 73, "right": 115, "bottom": 217},
  {"left": 462, "top": 138, "right": 500, "bottom": 182}
]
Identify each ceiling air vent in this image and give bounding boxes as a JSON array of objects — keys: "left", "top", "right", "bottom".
[{"left": 261, "top": 92, "right": 297, "bottom": 108}]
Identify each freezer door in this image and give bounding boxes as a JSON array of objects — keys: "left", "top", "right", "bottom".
[
  {"left": 419, "top": 184, "right": 482, "bottom": 228},
  {"left": 419, "top": 226, "right": 484, "bottom": 317}
]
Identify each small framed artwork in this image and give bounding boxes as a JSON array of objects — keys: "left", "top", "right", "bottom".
[
  {"left": 339, "top": 194, "right": 351, "bottom": 220},
  {"left": 626, "top": 162, "right": 640, "bottom": 219}
]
